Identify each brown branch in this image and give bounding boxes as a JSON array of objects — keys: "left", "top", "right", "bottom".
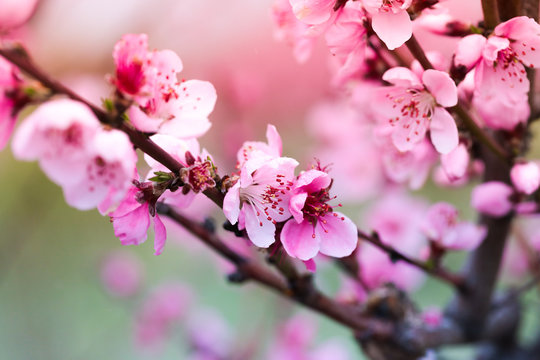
[
  {"left": 482, "top": 0, "right": 501, "bottom": 29},
  {"left": 157, "top": 203, "right": 394, "bottom": 336},
  {"left": 357, "top": 230, "right": 468, "bottom": 292}
]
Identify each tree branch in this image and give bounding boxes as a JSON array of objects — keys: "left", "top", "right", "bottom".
[{"left": 482, "top": 0, "right": 501, "bottom": 29}]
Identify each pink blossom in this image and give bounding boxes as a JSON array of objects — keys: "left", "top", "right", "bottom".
[
  {"left": 455, "top": 17, "right": 540, "bottom": 130},
  {"left": 325, "top": 2, "right": 367, "bottom": 84},
  {"left": 422, "top": 307, "right": 443, "bottom": 327},
  {"left": 110, "top": 184, "right": 168, "bottom": 255},
  {"left": 511, "top": 161, "right": 540, "bottom": 195},
  {"left": 289, "top": 0, "right": 335, "bottom": 25},
  {"left": 358, "top": 243, "right": 426, "bottom": 291},
  {"left": 186, "top": 308, "right": 232, "bottom": 360},
  {"left": 363, "top": 0, "right": 413, "bottom": 50},
  {"left": 113, "top": 34, "right": 217, "bottom": 139},
  {"left": 271, "top": 0, "right": 317, "bottom": 63},
  {"left": 377, "top": 67, "right": 459, "bottom": 154},
  {"left": 236, "top": 124, "right": 282, "bottom": 169},
  {"left": 471, "top": 181, "right": 514, "bottom": 217},
  {"left": 223, "top": 156, "right": 298, "bottom": 248},
  {"left": 101, "top": 251, "right": 144, "bottom": 298},
  {"left": 0, "top": 56, "right": 21, "bottom": 150},
  {"left": 63, "top": 128, "right": 137, "bottom": 210},
  {"left": 135, "top": 283, "right": 192, "bottom": 349},
  {"left": 281, "top": 169, "right": 357, "bottom": 260},
  {"left": 0, "top": 0, "right": 38, "bottom": 31},
  {"left": 12, "top": 99, "right": 100, "bottom": 182},
  {"left": 380, "top": 137, "right": 437, "bottom": 189},
  {"left": 440, "top": 143, "right": 470, "bottom": 182},
  {"left": 422, "top": 202, "right": 486, "bottom": 251}
]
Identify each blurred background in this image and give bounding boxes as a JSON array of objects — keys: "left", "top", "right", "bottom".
[{"left": 1, "top": 0, "right": 540, "bottom": 359}]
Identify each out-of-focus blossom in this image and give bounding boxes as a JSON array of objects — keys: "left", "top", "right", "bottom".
[
  {"left": 471, "top": 181, "right": 514, "bottom": 217},
  {"left": 422, "top": 307, "right": 443, "bottom": 327},
  {"left": 268, "top": 314, "right": 351, "bottom": 360},
  {"left": 363, "top": 0, "right": 413, "bottom": 50},
  {"left": 422, "top": 202, "right": 486, "bottom": 251},
  {"left": 271, "top": 0, "right": 317, "bottom": 63},
  {"left": 281, "top": 169, "right": 357, "bottom": 261},
  {"left": 101, "top": 251, "right": 144, "bottom": 298},
  {"left": 186, "top": 308, "right": 233, "bottom": 360},
  {"left": 325, "top": 2, "right": 367, "bottom": 84},
  {"left": 440, "top": 143, "right": 469, "bottom": 182},
  {"left": 415, "top": 6, "right": 471, "bottom": 37},
  {"left": 289, "top": 0, "right": 335, "bottom": 25},
  {"left": 12, "top": 99, "right": 137, "bottom": 210},
  {"left": 135, "top": 283, "right": 192, "bottom": 349},
  {"left": 0, "top": 0, "right": 38, "bottom": 31},
  {"left": 376, "top": 67, "right": 459, "bottom": 154},
  {"left": 511, "top": 161, "right": 540, "bottom": 195},
  {"left": 455, "top": 17, "right": 540, "bottom": 130}
]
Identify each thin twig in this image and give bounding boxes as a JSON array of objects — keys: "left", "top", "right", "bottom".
[
  {"left": 482, "top": 0, "right": 500, "bottom": 30},
  {"left": 357, "top": 230, "right": 468, "bottom": 293},
  {"left": 157, "top": 203, "right": 394, "bottom": 336}
]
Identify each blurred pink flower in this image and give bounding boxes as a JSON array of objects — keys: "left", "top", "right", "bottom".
[
  {"left": 511, "top": 161, "right": 540, "bottom": 195},
  {"left": 0, "top": 0, "right": 38, "bottom": 31},
  {"left": 471, "top": 181, "right": 514, "bottom": 217},
  {"left": 101, "top": 251, "right": 144, "bottom": 298},
  {"left": 364, "top": 0, "right": 413, "bottom": 50},
  {"left": 422, "top": 202, "right": 486, "bottom": 251},
  {"left": 0, "top": 56, "right": 21, "bottom": 150}
]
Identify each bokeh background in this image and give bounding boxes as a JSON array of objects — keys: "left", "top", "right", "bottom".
[{"left": 1, "top": 0, "right": 540, "bottom": 359}]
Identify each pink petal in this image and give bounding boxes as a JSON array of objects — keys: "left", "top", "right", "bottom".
[
  {"left": 382, "top": 67, "right": 420, "bottom": 88},
  {"left": 295, "top": 169, "right": 331, "bottom": 192},
  {"left": 176, "top": 80, "right": 217, "bottom": 118},
  {"left": 371, "top": 10, "right": 412, "bottom": 50},
  {"left": 303, "top": 259, "right": 317, "bottom": 272},
  {"left": 442, "top": 222, "right": 486, "bottom": 251},
  {"left": 441, "top": 143, "right": 469, "bottom": 181},
  {"left": 391, "top": 116, "right": 429, "bottom": 152},
  {"left": 495, "top": 17, "right": 540, "bottom": 68},
  {"left": 454, "top": 34, "right": 486, "bottom": 70},
  {"left": 318, "top": 212, "right": 357, "bottom": 258},
  {"left": 422, "top": 69, "right": 458, "bottom": 107},
  {"left": 266, "top": 124, "right": 283, "bottom": 157},
  {"left": 471, "top": 181, "right": 514, "bottom": 217},
  {"left": 289, "top": 0, "right": 334, "bottom": 25},
  {"left": 511, "top": 162, "right": 540, "bottom": 195},
  {"left": 243, "top": 203, "right": 276, "bottom": 248},
  {"left": 153, "top": 214, "right": 167, "bottom": 255},
  {"left": 482, "top": 36, "right": 510, "bottom": 62},
  {"left": 113, "top": 203, "right": 151, "bottom": 246},
  {"left": 281, "top": 219, "right": 320, "bottom": 260},
  {"left": 129, "top": 106, "right": 162, "bottom": 133},
  {"left": 223, "top": 182, "right": 241, "bottom": 225},
  {"left": 429, "top": 107, "right": 458, "bottom": 154},
  {"left": 289, "top": 192, "right": 308, "bottom": 223},
  {"left": 158, "top": 115, "right": 212, "bottom": 139}
]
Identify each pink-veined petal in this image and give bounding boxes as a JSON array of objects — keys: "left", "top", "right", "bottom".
[
  {"left": 422, "top": 69, "right": 458, "bottom": 107},
  {"left": 266, "top": 124, "right": 283, "bottom": 157},
  {"left": 281, "top": 219, "right": 320, "bottom": 260},
  {"left": 371, "top": 10, "right": 412, "bottom": 50},
  {"left": 429, "top": 107, "right": 458, "bottom": 154},
  {"left": 113, "top": 203, "right": 150, "bottom": 246},
  {"left": 317, "top": 212, "right": 357, "bottom": 257}
]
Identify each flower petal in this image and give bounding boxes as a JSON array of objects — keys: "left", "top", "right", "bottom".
[
  {"left": 429, "top": 107, "right": 458, "bottom": 154},
  {"left": 153, "top": 214, "right": 167, "bottom": 255},
  {"left": 244, "top": 203, "right": 276, "bottom": 248},
  {"left": 371, "top": 10, "right": 412, "bottom": 50},
  {"left": 281, "top": 219, "right": 320, "bottom": 260},
  {"left": 422, "top": 69, "right": 458, "bottom": 107},
  {"left": 318, "top": 212, "right": 357, "bottom": 258},
  {"left": 223, "top": 182, "right": 241, "bottom": 225}
]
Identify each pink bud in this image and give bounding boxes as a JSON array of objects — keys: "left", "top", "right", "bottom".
[
  {"left": 440, "top": 143, "right": 469, "bottom": 181},
  {"left": 471, "top": 181, "right": 514, "bottom": 217},
  {"left": 511, "top": 162, "right": 540, "bottom": 195}
]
